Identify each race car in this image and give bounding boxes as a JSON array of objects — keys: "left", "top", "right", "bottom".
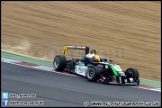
[{"left": 53, "top": 45, "right": 140, "bottom": 85}]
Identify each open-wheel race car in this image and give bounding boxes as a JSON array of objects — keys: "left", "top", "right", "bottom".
[{"left": 53, "top": 45, "right": 140, "bottom": 85}]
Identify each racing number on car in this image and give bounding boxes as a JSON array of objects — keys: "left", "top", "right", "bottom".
[
  {"left": 76, "top": 66, "right": 82, "bottom": 73},
  {"left": 75, "top": 66, "right": 79, "bottom": 72},
  {"left": 75, "top": 66, "right": 87, "bottom": 73},
  {"left": 80, "top": 67, "right": 87, "bottom": 73}
]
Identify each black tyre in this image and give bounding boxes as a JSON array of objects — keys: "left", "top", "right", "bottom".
[
  {"left": 53, "top": 55, "right": 66, "bottom": 71},
  {"left": 125, "top": 68, "right": 139, "bottom": 82},
  {"left": 86, "top": 66, "right": 100, "bottom": 82}
]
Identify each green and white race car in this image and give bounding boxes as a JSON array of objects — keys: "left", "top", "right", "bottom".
[{"left": 53, "top": 45, "right": 140, "bottom": 85}]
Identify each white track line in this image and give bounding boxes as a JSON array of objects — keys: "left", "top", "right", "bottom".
[
  {"left": 137, "top": 87, "right": 161, "bottom": 92},
  {"left": 1, "top": 58, "right": 76, "bottom": 77}
]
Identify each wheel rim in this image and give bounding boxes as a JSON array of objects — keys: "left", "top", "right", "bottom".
[
  {"left": 127, "top": 70, "right": 137, "bottom": 81},
  {"left": 127, "top": 70, "right": 134, "bottom": 77},
  {"left": 87, "top": 68, "right": 95, "bottom": 79},
  {"left": 54, "top": 58, "right": 60, "bottom": 68}
]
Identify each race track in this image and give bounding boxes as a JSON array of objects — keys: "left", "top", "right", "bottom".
[{"left": 1, "top": 62, "right": 161, "bottom": 107}]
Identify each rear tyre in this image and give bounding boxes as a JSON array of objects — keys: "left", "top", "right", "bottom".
[
  {"left": 53, "top": 55, "right": 66, "bottom": 71},
  {"left": 86, "top": 66, "right": 100, "bottom": 82},
  {"left": 125, "top": 68, "right": 139, "bottom": 83}
]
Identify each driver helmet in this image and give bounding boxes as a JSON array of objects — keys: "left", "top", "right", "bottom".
[{"left": 92, "top": 55, "right": 100, "bottom": 62}]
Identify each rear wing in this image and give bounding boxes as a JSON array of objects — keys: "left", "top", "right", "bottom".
[{"left": 63, "top": 45, "right": 89, "bottom": 56}]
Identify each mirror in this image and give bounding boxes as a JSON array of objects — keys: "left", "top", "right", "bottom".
[{"left": 109, "top": 59, "right": 113, "bottom": 63}]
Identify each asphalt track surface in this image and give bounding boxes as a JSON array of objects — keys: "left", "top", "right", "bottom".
[{"left": 1, "top": 62, "right": 161, "bottom": 107}]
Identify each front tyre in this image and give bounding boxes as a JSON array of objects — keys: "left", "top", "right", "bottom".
[
  {"left": 53, "top": 55, "right": 66, "bottom": 71},
  {"left": 86, "top": 66, "right": 100, "bottom": 82},
  {"left": 125, "top": 68, "right": 139, "bottom": 83}
]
